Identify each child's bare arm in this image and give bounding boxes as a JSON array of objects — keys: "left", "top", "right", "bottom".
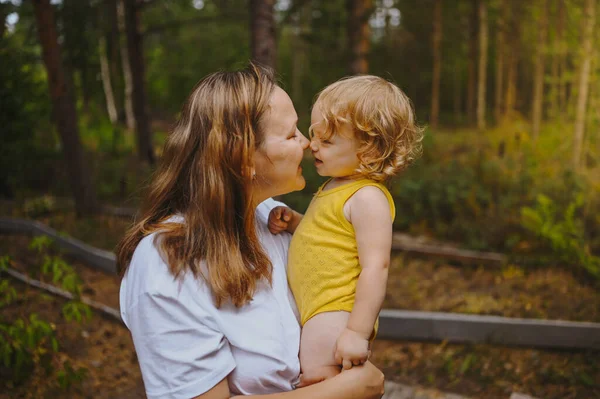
[
  {"left": 268, "top": 206, "right": 304, "bottom": 234},
  {"left": 334, "top": 186, "right": 392, "bottom": 369}
]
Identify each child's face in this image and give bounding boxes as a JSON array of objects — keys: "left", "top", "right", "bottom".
[{"left": 309, "top": 106, "right": 361, "bottom": 178}]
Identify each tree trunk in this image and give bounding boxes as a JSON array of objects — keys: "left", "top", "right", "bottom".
[
  {"left": 550, "top": 0, "right": 560, "bottom": 118},
  {"left": 558, "top": 0, "right": 567, "bottom": 117},
  {"left": 117, "top": 0, "right": 135, "bottom": 131},
  {"left": 99, "top": 36, "right": 118, "bottom": 124},
  {"left": 122, "top": 0, "right": 155, "bottom": 166},
  {"left": 98, "top": 0, "right": 118, "bottom": 125},
  {"left": 454, "top": 57, "right": 463, "bottom": 124},
  {"left": 494, "top": 0, "right": 505, "bottom": 123},
  {"left": 573, "top": 0, "right": 596, "bottom": 168},
  {"left": 476, "top": 0, "right": 488, "bottom": 131},
  {"left": 466, "top": 0, "right": 478, "bottom": 124},
  {"left": 32, "top": 0, "right": 98, "bottom": 215},
  {"left": 250, "top": 0, "right": 277, "bottom": 69},
  {"left": 347, "top": 0, "right": 372, "bottom": 75},
  {"left": 292, "top": 1, "right": 312, "bottom": 112},
  {"left": 532, "top": 0, "right": 548, "bottom": 140},
  {"left": 108, "top": 0, "right": 122, "bottom": 120},
  {"left": 504, "top": 2, "right": 520, "bottom": 117},
  {"left": 430, "top": 0, "right": 442, "bottom": 129},
  {"left": 0, "top": 3, "right": 9, "bottom": 38}
]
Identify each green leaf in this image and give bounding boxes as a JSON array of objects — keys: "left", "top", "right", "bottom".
[{"left": 459, "top": 353, "right": 475, "bottom": 375}]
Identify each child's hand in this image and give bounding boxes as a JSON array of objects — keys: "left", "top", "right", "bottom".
[
  {"left": 334, "top": 328, "right": 370, "bottom": 370},
  {"left": 268, "top": 206, "right": 293, "bottom": 234}
]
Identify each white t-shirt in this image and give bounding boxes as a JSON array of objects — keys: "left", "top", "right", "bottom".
[{"left": 120, "top": 199, "right": 301, "bottom": 399}]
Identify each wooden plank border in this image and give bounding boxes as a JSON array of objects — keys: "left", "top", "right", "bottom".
[
  {"left": 379, "top": 309, "right": 600, "bottom": 350},
  {"left": 0, "top": 218, "right": 117, "bottom": 275},
  {"left": 2, "top": 217, "right": 599, "bottom": 350}
]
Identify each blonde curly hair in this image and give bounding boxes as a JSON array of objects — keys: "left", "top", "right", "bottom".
[{"left": 311, "top": 75, "right": 424, "bottom": 182}]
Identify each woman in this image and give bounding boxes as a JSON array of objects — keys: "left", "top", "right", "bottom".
[{"left": 116, "top": 64, "right": 385, "bottom": 399}]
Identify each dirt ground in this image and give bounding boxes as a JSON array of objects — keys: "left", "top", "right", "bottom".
[{"left": 0, "top": 213, "right": 599, "bottom": 398}]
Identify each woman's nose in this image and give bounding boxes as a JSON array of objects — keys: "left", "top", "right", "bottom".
[
  {"left": 299, "top": 133, "right": 310, "bottom": 149},
  {"left": 309, "top": 140, "right": 318, "bottom": 151}
]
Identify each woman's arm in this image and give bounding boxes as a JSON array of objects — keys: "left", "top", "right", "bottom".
[{"left": 193, "top": 361, "right": 385, "bottom": 399}]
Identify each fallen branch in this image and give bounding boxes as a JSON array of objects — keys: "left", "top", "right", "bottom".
[
  {"left": 2, "top": 267, "right": 123, "bottom": 324},
  {"left": 392, "top": 233, "right": 506, "bottom": 265}
]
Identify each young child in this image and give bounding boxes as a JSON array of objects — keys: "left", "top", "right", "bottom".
[{"left": 268, "top": 75, "right": 423, "bottom": 386}]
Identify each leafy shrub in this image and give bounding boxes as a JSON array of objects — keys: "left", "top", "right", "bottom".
[
  {"left": 0, "top": 238, "right": 90, "bottom": 389},
  {"left": 521, "top": 194, "right": 600, "bottom": 279}
]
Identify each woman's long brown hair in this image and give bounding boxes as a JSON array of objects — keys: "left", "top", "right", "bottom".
[{"left": 115, "top": 64, "right": 276, "bottom": 308}]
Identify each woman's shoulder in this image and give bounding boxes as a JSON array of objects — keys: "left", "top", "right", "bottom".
[{"left": 120, "top": 231, "right": 211, "bottom": 312}]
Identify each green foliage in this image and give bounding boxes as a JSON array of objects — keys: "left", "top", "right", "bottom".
[
  {"left": 28, "top": 236, "right": 54, "bottom": 254},
  {"left": 0, "top": 255, "right": 10, "bottom": 272},
  {"left": 0, "top": 238, "right": 91, "bottom": 389},
  {"left": 390, "top": 133, "right": 530, "bottom": 250},
  {"left": 0, "top": 31, "right": 55, "bottom": 198},
  {"left": 37, "top": 244, "right": 91, "bottom": 322},
  {"left": 521, "top": 194, "right": 600, "bottom": 279},
  {"left": 0, "top": 279, "right": 17, "bottom": 308},
  {"left": 61, "top": 301, "right": 92, "bottom": 324},
  {"left": 0, "top": 256, "right": 17, "bottom": 308},
  {"left": 22, "top": 195, "right": 57, "bottom": 217},
  {"left": 56, "top": 360, "right": 88, "bottom": 391},
  {"left": 0, "top": 314, "right": 58, "bottom": 383},
  {"left": 42, "top": 256, "right": 83, "bottom": 296}
]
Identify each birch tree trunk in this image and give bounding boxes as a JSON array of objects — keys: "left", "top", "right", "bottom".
[
  {"left": 99, "top": 36, "right": 118, "bottom": 125},
  {"left": 573, "top": 0, "right": 596, "bottom": 168},
  {"left": 430, "top": 0, "right": 442, "bottom": 129},
  {"left": 250, "top": 0, "right": 277, "bottom": 69},
  {"left": 476, "top": 0, "right": 488, "bottom": 131},
  {"left": 117, "top": 0, "right": 135, "bottom": 131},
  {"left": 32, "top": 0, "right": 98, "bottom": 215},
  {"left": 532, "top": 0, "right": 548, "bottom": 140},
  {"left": 98, "top": 0, "right": 118, "bottom": 125},
  {"left": 347, "top": 0, "right": 372, "bottom": 75}
]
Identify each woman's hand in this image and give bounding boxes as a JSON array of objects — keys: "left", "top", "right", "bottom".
[
  {"left": 339, "top": 361, "right": 385, "bottom": 399},
  {"left": 334, "top": 328, "right": 370, "bottom": 370},
  {"left": 296, "top": 361, "right": 384, "bottom": 399}
]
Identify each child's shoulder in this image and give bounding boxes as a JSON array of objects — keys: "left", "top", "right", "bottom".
[
  {"left": 345, "top": 182, "right": 395, "bottom": 222},
  {"left": 349, "top": 184, "right": 391, "bottom": 205}
]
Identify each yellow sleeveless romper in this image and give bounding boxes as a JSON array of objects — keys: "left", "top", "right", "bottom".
[{"left": 287, "top": 178, "right": 395, "bottom": 336}]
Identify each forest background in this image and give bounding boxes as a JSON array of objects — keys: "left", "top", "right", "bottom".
[{"left": 1, "top": 0, "right": 599, "bottom": 398}]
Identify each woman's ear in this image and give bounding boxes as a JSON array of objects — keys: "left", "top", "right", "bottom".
[{"left": 244, "top": 164, "right": 256, "bottom": 180}]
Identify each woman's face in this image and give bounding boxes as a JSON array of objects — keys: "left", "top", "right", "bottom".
[{"left": 253, "top": 86, "right": 310, "bottom": 200}]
